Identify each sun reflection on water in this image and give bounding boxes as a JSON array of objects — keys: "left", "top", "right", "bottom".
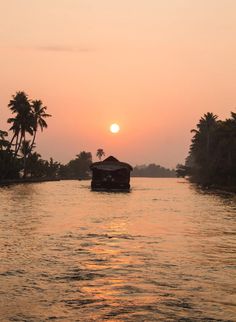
[{"left": 0, "top": 179, "right": 235, "bottom": 321}]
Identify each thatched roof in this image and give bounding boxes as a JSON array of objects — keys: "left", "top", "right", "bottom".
[{"left": 90, "top": 156, "right": 133, "bottom": 171}]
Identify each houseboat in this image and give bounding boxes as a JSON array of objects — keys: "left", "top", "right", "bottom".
[{"left": 90, "top": 156, "right": 133, "bottom": 191}]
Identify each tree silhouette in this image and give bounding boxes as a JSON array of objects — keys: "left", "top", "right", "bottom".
[
  {"left": 96, "top": 148, "right": 105, "bottom": 161},
  {"left": 7, "top": 92, "right": 34, "bottom": 158},
  {"left": 191, "top": 112, "right": 218, "bottom": 163},
  {"left": 186, "top": 111, "right": 236, "bottom": 187},
  {"left": 6, "top": 92, "right": 51, "bottom": 178},
  {"left": 30, "top": 100, "right": 51, "bottom": 152},
  {"left": 62, "top": 151, "right": 92, "bottom": 179},
  {"left": 7, "top": 92, "right": 35, "bottom": 177}
]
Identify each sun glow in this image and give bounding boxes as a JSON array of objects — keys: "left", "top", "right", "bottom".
[{"left": 110, "top": 123, "right": 120, "bottom": 133}]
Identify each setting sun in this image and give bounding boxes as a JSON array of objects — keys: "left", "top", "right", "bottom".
[
  {"left": 110, "top": 123, "right": 120, "bottom": 133},
  {"left": 0, "top": 2, "right": 235, "bottom": 321}
]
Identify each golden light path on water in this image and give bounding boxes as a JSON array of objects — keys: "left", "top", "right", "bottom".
[{"left": 0, "top": 178, "right": 235, "bottom": 321}]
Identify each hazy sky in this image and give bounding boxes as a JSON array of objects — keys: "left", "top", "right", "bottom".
[{"left": 0, "top": 0, "right": 235, "bottom": 167}]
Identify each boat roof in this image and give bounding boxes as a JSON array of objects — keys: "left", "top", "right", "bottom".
[{"left": 90, "top": 156, "right": 133, "bottom": 171}]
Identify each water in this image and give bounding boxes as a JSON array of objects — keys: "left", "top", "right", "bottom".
[{"left": 0, "top": 178, "right": 235, "bottom": 321}]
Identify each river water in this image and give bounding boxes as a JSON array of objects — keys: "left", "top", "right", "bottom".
[{"left": 0, "top": 178, "right": 235, "bottom": 321}]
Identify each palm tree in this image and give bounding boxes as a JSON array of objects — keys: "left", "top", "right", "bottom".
[
  {"left": 7, "top": 117, "right": 20, "bottom": 153},
  {"left": 7, "top": 91, "right": 34, "bottom": 158},
  {"left": 199, "top": 113, "right": 218, "bottom": 158},
  {"left": 190, "top": 112, "right": 218, "bottom": 163},
  {"left": 218, "top": 112, "right": 236, "bottom": 183},
  {"left": 96, "top": 148, "right": 105, "bottom": 161},
  {"left": 30, "top": 100, "right": 51, "bottom": 152},
  {"left": 189, "top": 112, "right": 218, "bottom": 183},
  {"left": 7, "top": 92, "right": 35, "bottom": 178},
  {"left": 187, "top": 111, "right": 236, "bottom": 186}
]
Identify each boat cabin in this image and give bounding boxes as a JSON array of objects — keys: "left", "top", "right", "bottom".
[{"left": 90, "top": 156, "right": 133, "bottom": 191}]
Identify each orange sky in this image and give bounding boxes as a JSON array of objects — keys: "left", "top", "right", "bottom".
[{"left": 0, "top": 0, "right": 235, "bottom": 168}]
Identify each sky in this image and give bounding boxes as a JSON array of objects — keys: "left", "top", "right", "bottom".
[{"left": 0, "top": 0, "right": 236, "bottom": 168}]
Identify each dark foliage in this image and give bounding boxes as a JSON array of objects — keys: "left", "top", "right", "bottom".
[
  {"left": 132, "top": 163, "right": 176, "bottom": 178},
  {"left": 0, "top": 91, "right": 52, "bottom": 180},
  {"left": 1, "top": 92, "right": 94, "bottom": 182},
  {"left": 183, "top": 112, "right": 236, "bottom": 187},
  {"left": 58, "top": 151, "right": 92, "bottom": 179}
]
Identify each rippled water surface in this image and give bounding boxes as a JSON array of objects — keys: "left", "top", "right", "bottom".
[{"left": 0, "top": 178, "right": 235, "bottom": 321}]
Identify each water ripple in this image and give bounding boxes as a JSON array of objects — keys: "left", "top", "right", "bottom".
[{"left": 0, "top": 178, "right": 235, "bottom": 321}]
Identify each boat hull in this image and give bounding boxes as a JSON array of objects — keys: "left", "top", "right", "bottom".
[
  {"left": 91, "top": 182, "right": 130, "bottom": 192},
  {"left": 91, "top": 187, "right": 130, "bottom": 192}
]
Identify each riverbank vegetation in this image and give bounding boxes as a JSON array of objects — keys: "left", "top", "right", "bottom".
[
  {"left": 0, "top": 91, "right": 53, "bottom": 181},
  {"left": 59, "top": 152, "right": 92, "bottom": 179},
  {"left": 3, "top": 92, "right": 234, "bottom": 187},
  {"left": 176, "top": 112, "right": 236, "bottom": 191},
  {"left": 0, "top": 92, "right": 178, "bottom": 183},
  {"left": 0, "top": 91, "right": 94, "bottom": 182},
  {"left": 132, "top": 164, "right": 176, "bottom": 177}
]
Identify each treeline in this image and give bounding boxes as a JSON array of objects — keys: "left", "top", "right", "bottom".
[
  {"left": 0, "top": 91, "right": 52, "bottom": 180},
  {"left": 0, "top": 91, "right": 93, "bottom": 182},
  {"left": 59, "top": 152, "right": 92, "bottom": 179},
  {"left": 132, "top": 164, "right": 176, "bottom": 177},
  {"left": 1, "top": 91, "right": 178, "bottom": 182},
  {"left": 176, "top": 112, "right": 236, "bottom": 189}
]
